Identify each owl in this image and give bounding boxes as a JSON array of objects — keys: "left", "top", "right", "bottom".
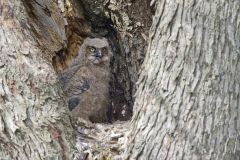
[{"left": 59, "top": 37, "right": 113, "bottom": 123}]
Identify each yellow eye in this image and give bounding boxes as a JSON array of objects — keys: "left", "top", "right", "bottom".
[{"left": 89, "top": 47, "right": 95, "bottom": 52}]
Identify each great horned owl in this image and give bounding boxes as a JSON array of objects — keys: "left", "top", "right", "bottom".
[{"left": 59, "top": 37, "right": 113, "bottom": 123}]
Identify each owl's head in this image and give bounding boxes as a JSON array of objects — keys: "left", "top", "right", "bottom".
[{"left": 81, "top": 37, "right": 112, "bottom": 65}]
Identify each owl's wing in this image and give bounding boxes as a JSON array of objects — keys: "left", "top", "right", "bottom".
[
  {"left": 58, "top": 64, "right": 82, "bottom": 88},
  {"left": 68, "top": 78, "right": 90, "bottom": 95}
]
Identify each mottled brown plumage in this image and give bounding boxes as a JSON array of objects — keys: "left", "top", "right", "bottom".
[{"left": 59, "top": 37, "right": 112, "bottom": 123}]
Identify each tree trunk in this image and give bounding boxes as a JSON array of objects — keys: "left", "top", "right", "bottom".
[
  {"left": 0, "top": 0, "right": 75, "bottom": 159},
  {"left": 125, "top": 0, "right": 240, "bottom": 159}
]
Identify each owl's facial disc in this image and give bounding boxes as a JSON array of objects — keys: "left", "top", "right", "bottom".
[{"left": 87, "top": 46, "right": 109, "bottom": 65}]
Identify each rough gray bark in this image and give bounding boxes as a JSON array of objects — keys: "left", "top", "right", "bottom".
[
  {"left": 125, "top": 0, "right": 240, "bottom": 159},
  {"left": 0, "top": 0, "right": 75, "bottom": 159}
]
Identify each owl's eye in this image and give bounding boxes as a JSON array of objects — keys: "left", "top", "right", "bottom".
[
  {"left": 89, "top": 47, "right": 96, "bottom": 52},
  {"left": 102, "top": 47, "right": 107, "bottom": 52}
]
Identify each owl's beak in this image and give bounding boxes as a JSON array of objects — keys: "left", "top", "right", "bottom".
[{"left": 95, "top": 49, "right": 103, "bottom": 58}]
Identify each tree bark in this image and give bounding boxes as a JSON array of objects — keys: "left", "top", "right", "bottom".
[
  {"left": 125, "top": 0, "right": 240, "bottom": 159},
  {"left": 0, "top": 0, "right": 75, "bottom": 159}
]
